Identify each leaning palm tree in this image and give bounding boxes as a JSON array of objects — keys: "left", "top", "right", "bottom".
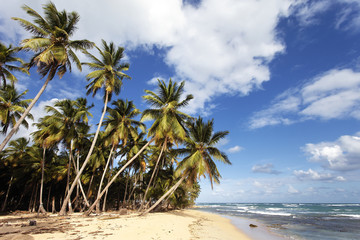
[
  {"left": 0, "top": 84, "right": 33, "bottom": 135},
  {"left": 0, "top": 42, "right": 28, "bottom": 88},
  {"left": 84, "top": 79, "right": 192, "bottom": 215},
  {"left": 95, "top": 99, "right": 145, "bottom": 213},
  {"left": 141, "top": 117, "right": 231, "bottom": 215},
  {"left": 40, "top": 98, "right": 92, "bottom": 213},
  {"left": 60, "top": 40, "right": 131, "bottom": 215},
  {"left": 0, "top": 1, "right": 94, "bottom": 152},
  {"left": 139, "top": 79, "right": 193, "bottom": 210}
]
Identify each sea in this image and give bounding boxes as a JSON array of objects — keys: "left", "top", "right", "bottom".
[{"left": 196, "top": 203, "right": 360, "bottom": 240}]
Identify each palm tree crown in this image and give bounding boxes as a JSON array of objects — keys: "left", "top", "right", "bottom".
[
  {"left": 176, "top": 116, "right": 231, "bottom": 188},
  {"left": 12, "top": 1, "right": 94, "bottom": 79},
  {"left": 83, "top": 39, "right": 131, "bottom": 102},
  {"left": 141, "top": 79, "right": 193, "bottom": 145},
  {"left": 0, "top": 85, "right": 33, "bottom": 134},
  {"left": 0, "top": 42, "right": 28, "bottom": 88}
]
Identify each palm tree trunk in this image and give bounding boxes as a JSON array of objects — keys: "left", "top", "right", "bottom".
[
  {"left": 140, "top": 175, "right": 186, "bottom": 216},
  {"left": 65, "top": 146, "right": 73, "bottom": 213},
  {"left": 59, "top": 91, "right": 109, "bottom": 215},
  {"left": 84, "top": 139, "right": 153, "bottom": 216},
  {"left": 38, "top": 147, "right": 46, "bottom": 214},
  {"left": 102, "top": 189, "right": 108, "bottom": 212},
  {"left": 96, "top": 144, "right": 115, "bottom": 213},
  {"left": 70, "top": 152, "right": 90, "bottom": 207},
  {"left": 0, "top": 67, "right": 55, "bottom": 152},
  {"left": 1, "top": 176, "right": 13, "bottom": 212},
  {"left": 139, "top": 141, "right": 165, "bottom": 211},
  {"left": 122, "top": 169, "right": 129, "bottom": 207}
]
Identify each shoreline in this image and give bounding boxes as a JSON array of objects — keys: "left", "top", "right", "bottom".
[{"left": 0, "top": 209, "right": 254, "bottom": 240}]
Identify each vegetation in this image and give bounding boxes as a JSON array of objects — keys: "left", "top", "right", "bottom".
[{"left": 0, "top": 1, "right": 231, "bottom": 215}]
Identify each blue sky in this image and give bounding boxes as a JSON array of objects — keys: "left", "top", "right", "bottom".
[{"left": 1, "top": 0, "right": 360, "bottom": 203}]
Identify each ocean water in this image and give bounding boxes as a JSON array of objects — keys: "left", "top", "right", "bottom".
[{"left": 196, "top": 203, "right": 360, "bottom": 240}]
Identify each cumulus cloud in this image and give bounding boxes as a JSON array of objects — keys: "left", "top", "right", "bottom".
[
  {"left": 249, "top": 69, "right": 360, "bottom": 129},
  {"left": 227, "top": 145, "right": 243, "bottom": 153},
  {"left": 303, "top": 133, "right": 360, "bottom": 171},
  {"left": 252, "top": 163, "right": 281, "bottom": 174},
  {"left": 0, "top": 0, "right": 298, "bottom": 115},
  {"left": 293, "top": 168, "right": 346, "bottom": 181}
]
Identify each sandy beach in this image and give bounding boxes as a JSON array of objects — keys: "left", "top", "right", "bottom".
[{"left": 0, "top": 209, "right": 252, "bottom": 240}]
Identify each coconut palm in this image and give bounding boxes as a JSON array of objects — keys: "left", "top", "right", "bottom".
[
  {"left": 95, "top": 99, "right": 145, "bottom": 212},
  {"left": 141, "top": 117, "right": 231, "bottom": 215},
  {"left": 60, "top": 40, "right": 131, "bottom": 215},
  {"left": 139, "top": 79, "right": 193, "bottom": 210},
  {"left": 0, "top": 1, "right": 94, "bottom": 152},
  {"left": 0, "top": 42, "right": 28, "bottom": 88},
  {"left": 85, "top": 79, "right": 192, "bottom": 215},
  {"left": 39, "top": 98, "right": 92, "bottom": 213},
  {"left": 0, "top": 84, "right": 33, "bottom": 135}
]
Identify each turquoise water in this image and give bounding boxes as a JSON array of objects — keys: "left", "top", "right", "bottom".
[{"left": 196, "top": 203, "right": 360, "bottom": 239}]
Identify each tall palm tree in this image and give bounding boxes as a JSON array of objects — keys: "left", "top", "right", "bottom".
[
  {"left": 40, "top": 98, "right": 92, "bottom": 213},
  {"left": 0, "top": 1, "right": 94, "bottom": 152},
  {"left": 139, "top": 79, "right": 193, "bottom": 210},
  {"left": 60, "top": 40, "right": 130, "bottom": 215},
  {"left": 0, "top": 84, "right": 33, "bottom": 134},
  {"left": 85, "top": 79, "right": 192, "bottom": 215},
  {"left": 95, "top": 99, "right": 145, "bottom": 212},
  {"left": 141, "top": 117, "right": 231, "bottom": 215},
  {"left": 0, "top": 42, "right": 28, "bottom": 88}
]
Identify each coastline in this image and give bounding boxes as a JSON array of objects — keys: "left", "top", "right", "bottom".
[{"left": 0, "top": 209, "right": 253, "bottom": 240}]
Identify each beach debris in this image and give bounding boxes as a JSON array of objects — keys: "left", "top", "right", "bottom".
[
  {"left": 249, "top": 224, "right": 258, "bottom": 228},
  {"left": 29, "top": 220, "right": 36, "bottom": 226}
]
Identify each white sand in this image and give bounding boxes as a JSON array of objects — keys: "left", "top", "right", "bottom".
[{"left": 0, "top": 209, "right": 252, "bottom": 240}]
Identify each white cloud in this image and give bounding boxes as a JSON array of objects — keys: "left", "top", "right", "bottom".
[
  {"left": 291, "top": 0, "right": 360, "bottom": 33},
  {"left": 252, "top": 163, "right": 281, "bottom": 174},
  {"left": 0, "top": 0, "right": 298, "bottom": 115},
  {"left": 303, "top": 133, "right": 360, "bottom": 171},
  {"left": 292, "top": 0, "right": 332, "bottom": 26},
  {"left": 293, "top": 168, "right": 346, "bottom": 181},
  {"left": 249, "top": 69, "right": 360, "bottom": 129},
  {"left": 227, "top": 145, "right": 243, "bottom": 153}
]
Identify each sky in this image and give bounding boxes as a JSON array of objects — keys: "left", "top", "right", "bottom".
[{"left": 1, "top": 0, "right": 360, "bottom": 203}]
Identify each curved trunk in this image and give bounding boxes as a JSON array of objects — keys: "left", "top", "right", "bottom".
[
  {"left": 140, "top": 174, "right": 186, "bottom": 216},
  {"left": 59, "top": 91, "right": 109, "bottom": 215},
  {"left": 0, "top": 67, "right": 55, "bottom": 152},
  {"left": 139, "top": 141, "right": 165, "bottom": 211},
  {"left": 38, "top": 147, "right": 46, "bottom": 214},
  {"left": 84, "top": 139, "right": 153, "bottom": 216},
  {"left": 96, "top": 144, "right": 115, "bottom": 213},
  {"left": 70, "top": 153, "right": 90, "bottom": 207}
]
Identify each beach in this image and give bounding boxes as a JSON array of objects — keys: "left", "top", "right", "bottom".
[{"left": 0, "top": 209, "right": 252, "bottom": 240}]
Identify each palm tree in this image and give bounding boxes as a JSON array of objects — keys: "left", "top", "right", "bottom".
[
  {"left": 60, "top": 40, "right": 131, "bottom": 215},
  {"left": 1, "top": 137, "right": 29, "bottom": 211},
  {"left": 0, "top": 42, "right": 28, "bottom": 88},
  {"left": 139, "top": 79, "right": 193, "bottom": 210},
  {"left": 39, "top": 98, "right": 92, "bottom": 213},
  {"left": 85, "top": 79, "right": 192, "bottom": 215},
  {"left": 0, "top": 84, "right": 33, "bottom": 134},
  {"left": 95, "top": 99, "right": 145, "bottom": 212},
  {"left": 0, "top": 1, "right": 94, "bottom": 152},
  {"left": 141, "top": 117, "right": 231, "bottom": 215}
]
